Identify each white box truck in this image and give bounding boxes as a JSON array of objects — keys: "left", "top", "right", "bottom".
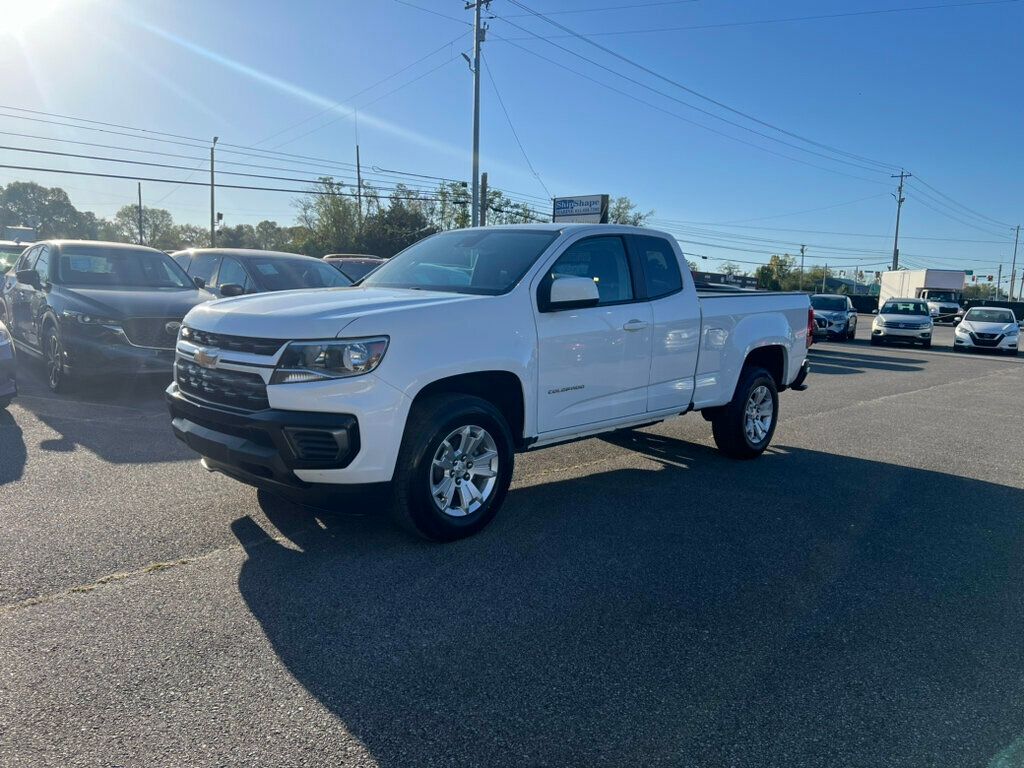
[{"left": 878, "top": 269, "right": 966, "bottom": 323}]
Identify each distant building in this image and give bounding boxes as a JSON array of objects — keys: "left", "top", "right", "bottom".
[{"left": 692, "top": 271, "right": 758, "bottom": 290}]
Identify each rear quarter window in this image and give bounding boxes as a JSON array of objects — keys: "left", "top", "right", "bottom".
[{"left": 633, "top": 235, "right": 683, "bottom": 298}]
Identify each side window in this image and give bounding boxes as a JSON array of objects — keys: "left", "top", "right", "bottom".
[
  {"left": 545, "top": 236, "right": 634, "bottom": 306},
  {"left": 216, "top": 258, "right": 249, "bottom": 291},
  {"left": 633, "top": 236, "right": 682, "bottom": 299},
  {"left": 16, "top": 246, "right": 38, "bottom": 273},
  {"left": 33, "top": 246, "right": 50, "bottom": 284},
  {"left": 189, "top": 254, "right": 220, "bottom": 284},
  {"left": 847, "top": 298, "right": 854, "bottom": 312},
  {"left": 172, "top": 253, "right": 190, "bottom": 270}
]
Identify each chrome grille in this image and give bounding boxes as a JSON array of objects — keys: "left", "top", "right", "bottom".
[
  {"left": 175, "top": 358, "right": 269, "bottom": 411},
  {"left": 182, "top": 328, "right": 286, "bottom": 357}
]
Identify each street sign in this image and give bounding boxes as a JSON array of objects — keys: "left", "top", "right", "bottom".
[
  {"left": 965, "top": 270, "right": 974, "bottom": 276},
  {"left": 553, "top": 195, "right": 610, "bottom": 224}
]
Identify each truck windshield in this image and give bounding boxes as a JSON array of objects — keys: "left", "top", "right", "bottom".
[
  {"left": 926, "top": 291, "right": 958, "bottom": 302},
  {"left": 811, "top": 296, "right": 846, "bottom": 311},
  {"left": 881, "top": 301, "right": 929, "bottom": 315},
  {"left": 361, "top": 229, "right": 560, "bottom": 295}
]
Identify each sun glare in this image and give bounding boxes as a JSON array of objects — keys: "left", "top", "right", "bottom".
[{"left": 1, "top": 0, "right": 67, "bottom": 36}]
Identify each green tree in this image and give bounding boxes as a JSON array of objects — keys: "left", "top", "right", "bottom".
[
  {"left": 173, "top": 223, "right": 210, "bottom": 249},
  {"left": 485, "top": 189, "right": 537, "bottom": 225},
  {"left": 720, "top": 261, "right": 743, "bottom": 276},
  {"left": 107, "top": 204, "right": 176, "bottom": 249},
  {"left": 0, "top": 181, "right": 97, "bottom": 238},
  {"left": 359, "top": 187, "right": 437, "bottom": 257},
  {"left": 755, "top": 254, "right": 797, "bottom": 291},
  {"left": 607, "top": 196, "right": 653, "bottom": 226},
  {"left": 293, "top": 177, "right": 361, "bottom": 256}
]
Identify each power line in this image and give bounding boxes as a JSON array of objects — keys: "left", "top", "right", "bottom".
[
  {"left": 391, "top": 0, "right": 471, "bottom": 26},
  {"left": 503, "top": 0, "right": 899, "bottom": 173},
  {"left": 486, "top": 30, "right": 889, "bottom": 185},
  {"left": 500, "top": 0, "right": 1022, "bottom": 38},
  {"left": 910, "top": 174, "right": 1014, "bottom": 229},
  {"left": 255, "top": 31, "right": 468, "bottom": 147},
  {"left": 504, "top": 0, "right": 700, "bottom": 17},
  {"left": 481, "top": 58, "right": 552, "bottom": 200},
  {"left": 650, "top": 217, "right": 1011, "bottom": 243}
]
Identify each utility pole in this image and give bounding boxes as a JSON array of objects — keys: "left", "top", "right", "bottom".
[
  {"left": 479, "top": 172, "right": 488, "bottom": 226},
  {"left": 891, "top": 170, "right": 911, "bottom": 271},
  {"left": 137, "top": 182, "right": 144, "bottom": 246},
  {"left": 1010, "top": 224, "right": 1020, "bottom": 301},
  {"left": 466, "top": 0, "right": 489, "bottom": 227},
  {"left": 799, "top": 244, "right": 806, "bottom": 291},
  {"left": 822, "top": 263, "right": 827, "bottom": 293},
  {"left": 356, "top": 143, "right": 363, "bottom": 231},
  {"left": 996, "top": 263, "right": 1002, "bottom": 300},
  {"left": 210, "top": 136, "right": 219, "bottom": 247}
]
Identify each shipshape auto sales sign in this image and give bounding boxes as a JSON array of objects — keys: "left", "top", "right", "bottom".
[{"left": 553, "top": 195, "right": 610, "bottom": 224}]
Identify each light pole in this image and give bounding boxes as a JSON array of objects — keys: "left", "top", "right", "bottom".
[{"left": 210, "top": 136, "right": 219, "bottom": 247}]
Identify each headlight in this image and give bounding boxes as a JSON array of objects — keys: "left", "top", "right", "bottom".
[
  {"left": 0, "top": 326, "right": 10, "bottom": 345},
  {"left": 1006, "top": 326, "right": 1020, "bottom": 338},
  {"left": 62, "top": 310, "right": 120, "bottom": 326},
  {"left": 874, "top": 318, "right": 885, "bottom": 327},
  {"left": 270, "top": 337, "right": 389, "bottom": 384}
]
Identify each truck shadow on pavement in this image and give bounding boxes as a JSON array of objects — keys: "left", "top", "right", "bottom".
[
  {"left": 233, "top": 432, "right": 1024, "bottom": 768},
  {"left": 0, "top": 408, "right": 27, "bottom": 486}
]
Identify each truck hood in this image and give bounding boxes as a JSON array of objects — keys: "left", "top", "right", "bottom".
[{"left": 182, "top": 286, "right": 484, "bottom": 339}]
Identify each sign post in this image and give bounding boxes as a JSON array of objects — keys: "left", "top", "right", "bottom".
[{"left": 553, "top": 195, "right": 610, "bottom": 224}]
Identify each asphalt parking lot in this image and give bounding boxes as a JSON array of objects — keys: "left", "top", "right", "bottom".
[{"left": 2, "top": 320, "right": 1023, "bottom": 767}]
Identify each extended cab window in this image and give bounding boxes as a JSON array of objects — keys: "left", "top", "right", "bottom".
[
  {"left": 546, "top": 236, "right": 633, "bottom": 305},
  {"left": 33, "top": 247, "right": 50, "bottom": 284},
  {"left": 633, "top": 236, "right": 682, "bottom": 298}
]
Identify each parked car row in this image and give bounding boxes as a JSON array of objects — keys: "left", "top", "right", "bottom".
[{"left": 0, "top": 240, "right": 372, "bottom": 392}]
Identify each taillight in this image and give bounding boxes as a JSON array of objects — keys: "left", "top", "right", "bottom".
[{"left": 806, "top": 307, "right": 815, "bottom": 347}]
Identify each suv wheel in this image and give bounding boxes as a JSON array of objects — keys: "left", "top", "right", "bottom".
[
  {"left": 711, "top": 366, "right": 779, "bottom": 460},
  {"left": 44, "top": 326, "right": 72, "bottom": 393},
  {"left": 391, "top": 393, "right": 514, "bottom": 541}
]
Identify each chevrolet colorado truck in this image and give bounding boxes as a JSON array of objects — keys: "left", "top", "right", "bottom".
[{"left": 167, "top": 225, "right": 812, "bottom": 540}]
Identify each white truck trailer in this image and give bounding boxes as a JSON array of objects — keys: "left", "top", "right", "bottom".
[{"left": 878, "top": 269, "right": 966, "bottom": 323}]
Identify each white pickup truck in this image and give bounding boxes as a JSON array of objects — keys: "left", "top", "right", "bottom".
[{"left": 168, "top": 225, "right": 811, "bottom": 540}]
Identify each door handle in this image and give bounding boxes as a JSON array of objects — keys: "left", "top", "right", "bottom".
[{"left": 622, "top": 319, "right": 649, "bottom": 332}]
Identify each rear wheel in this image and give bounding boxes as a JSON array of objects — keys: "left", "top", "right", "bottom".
[
  {"left": 0, "top": 396, "right": 11, "bottom": 410},
  {"left": 711, "top": 366, "right": 779, "bottom": 460},
  {"left": 390, "top": 393, "right": 514, "bottom": 541}
]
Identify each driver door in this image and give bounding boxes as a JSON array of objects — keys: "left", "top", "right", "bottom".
[{"left": 535, "top": 235, "right": 652, "bottom": 434}]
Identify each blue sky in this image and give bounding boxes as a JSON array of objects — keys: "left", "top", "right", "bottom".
[{"left": 1, "top": 0, "right": 1021, "bottom": 282}]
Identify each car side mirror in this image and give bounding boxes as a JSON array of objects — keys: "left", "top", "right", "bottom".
[
  {"left": 547, "top": 276, "right": 600, "bottom": 311},
  {"left": 192, "top": 276, "right": 206, "bottom": 289},
  {"left": 871, "top": 309, "right": 878, "bottom": 315},
  {"left": 16, "top": 269, "right": 40, "bottom": 290},
  {"left": 219, "top": 283, "right": 245, "bottom": 298}
]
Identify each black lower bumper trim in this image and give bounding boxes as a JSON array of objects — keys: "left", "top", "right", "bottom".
[{"left": 167, "top": 387, "right": 360, "bottom": 486}]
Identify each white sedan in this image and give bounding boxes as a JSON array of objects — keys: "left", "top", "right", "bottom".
[{"left": 954, "top": 307, "right": 1020, "bottom": 355}]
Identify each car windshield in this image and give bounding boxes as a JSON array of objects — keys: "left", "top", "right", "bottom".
[
  {"left": 811, "top": 296, "right": 847, "bottom": 311},
  {"left": 882, "top": 301, "right": 929, "bottom": 315},
  {"left": 927, "top": 291, "right": 958, "bottom": 302},
  {"left": 333, "top": 260, "right": 383, "bottom": 282},
  {"left": 249, "top": 257, "right": 352, "bottom": 291},
  {"left": 965, "top": 309, "right": 1015, "bottom": 323},
  {"left": 57, "top": 246, "right": 192, "bottom": 289},
  {"left": 361, "top": 229, "right": 560, "bottom": 295}
]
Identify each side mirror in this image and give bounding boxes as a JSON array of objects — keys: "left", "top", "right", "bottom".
[
  {"left": 16, "top": 269, "right": 40, "bottom": 290},
  {"left": 546, "top": 276, "right": 601, "bottom": 311},
  {"left": 871, "top": 309, "right": 878, "bottom": 315},
  {"left": 219, "top": 283, "right": 245, "bottom": 298},
  {"left": 192, "top": 276, "right": 206, "bottom": 289}
]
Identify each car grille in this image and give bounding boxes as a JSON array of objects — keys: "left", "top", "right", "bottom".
[
  {"left": 970, "top": 332, "right": 1002, "bottom": 347},
  {"left": 815, "top": 318, "right": 828, "bottom": 329},
  {"left": 121, "top": 317, "right": 181, "bottom": 349},
  {"left": 182, "top": 327, "right": 286, "bottom": 357},
  {"left": 175, "top": 358, "right": 269, "bottom": 411}
]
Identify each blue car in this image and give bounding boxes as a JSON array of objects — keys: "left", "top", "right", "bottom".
[{"left": 0, "top": 319, "right": 15, "bottom": 409}]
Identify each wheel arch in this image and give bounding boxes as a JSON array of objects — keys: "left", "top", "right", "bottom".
[{"left": 410, "top": 370, "right": 528, "bottom": 450}]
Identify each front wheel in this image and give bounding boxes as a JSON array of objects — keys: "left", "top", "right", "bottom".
[
  {"left": 390, "top": 393, "right": 515, "bottom": 541},
  {"left": 870, "top": 336, "right": 881, "bottom": 346},
  {"left": 711, "top": 366, "right": 779, "bottom": 460},
  {"left": 847, "top": 324, "right": 856, "bottom": 340},
  {"left": 922, "top": 340, "right": 932, "bottom": 349},
  {"left": 44, "top": 326, "right": 73, "bottom": 393}
]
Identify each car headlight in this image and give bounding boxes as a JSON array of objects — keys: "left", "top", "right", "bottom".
[
  {"left": 62, "top": 310, "right": 120, "bottom": 326},
  {"left": 0, "top": 325, "right": 10, "bottom": 345},
  {"left": 955, "top": 324, "right": 970, "bottom": 335},
  {"left": 270, "top": 337, "right": 389, "bottom": 384},
  {"left": 1006, "top": 326, "right": 1020, "bottom": 338},
  {"left": 873, "top": 318, "right": 885, "bottom": 327}
]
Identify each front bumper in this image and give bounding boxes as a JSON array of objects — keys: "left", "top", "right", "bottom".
[
  {"left": 64, "top": 329, "right": 175, "bottom": 376},
  {"left": 954, "top": 332, "right": 1018, "bottom": 352},
  {"left": 0, "top": 342, "right": 16, "bottom": 399},
  {"left": 872, "top": 325, "right": 932, "bottom": 342},
  {"left": 812, "top": 318, "right": 848, "bottom": 338}
]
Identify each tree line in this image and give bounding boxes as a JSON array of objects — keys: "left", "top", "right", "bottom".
[{"left": 0, "top": 179, "right": 652, "bottom": 258}]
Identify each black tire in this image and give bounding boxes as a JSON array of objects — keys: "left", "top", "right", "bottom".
[
  {"left": 847, "top": 324, "right": 856, "bottom": 340},
  {"left": 711, "top": 366, "right": 779, "bottom": 460},
  {"left": 0, "top": 396, "right": 11, "bottom": 410},
  {"left": 390, "top": 393, "right": 515, "bottom": 542},
  {"left": 922, "top": 340, "right": 932, "bottom": 349},
  {"left": 43, "top": 325, "right": 73, "bottom": 394},
  {"left": 870, "top": 336, "right": 881, "bottom": 346}
]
